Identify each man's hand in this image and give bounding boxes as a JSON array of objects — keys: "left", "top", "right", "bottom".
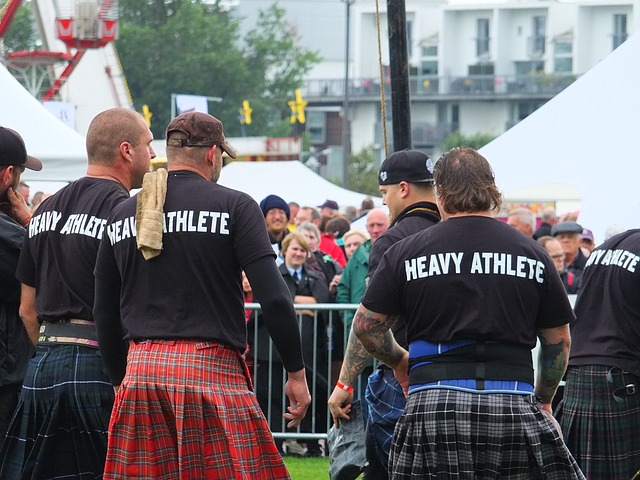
[
  {"left": 283, "top": 368, "right": 311, "bottom": 429},
  {"left": 329, "top": 274, "right": 341, "bottom": 293},
  {"left": 6, "top": 187, "right": 31, "bottom": 226},
  {"left": 327, "top": 385, "right": 354, "bottom": 428},
  {"left": 391, "top": 350, "right": 410, "bottom": 397},
  {"left": 539, "top": 401, "right": 563, "bottom": 438}
]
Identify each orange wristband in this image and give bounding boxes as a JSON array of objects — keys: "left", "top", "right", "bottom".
[
  {"left": 21, "top": 216, "right": 31, "bottom": 228},
  {"left": 336, "top": 381, "right": 354, "bottom": 393}
]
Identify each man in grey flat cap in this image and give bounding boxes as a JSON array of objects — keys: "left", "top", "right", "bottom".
[{"left": 552, "top": 221, "right": 587, "bottom": 277}]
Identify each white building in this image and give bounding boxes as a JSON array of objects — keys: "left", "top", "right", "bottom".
[{"left": 234, "top": 0, "right": 638, "bottom": 174}]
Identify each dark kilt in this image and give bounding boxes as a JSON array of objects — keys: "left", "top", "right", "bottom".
[
  {"left": 0, "top": 344, "right": 114, "bottom": 479},
  {"left": 104, "top": 340, "right": 290, "bottom": 480},
  {"left": 558, "top": 365, "right": 640, "bottom": 480},
  {"left": 390, "top": 389, "right": 584, "bottom": 479}
]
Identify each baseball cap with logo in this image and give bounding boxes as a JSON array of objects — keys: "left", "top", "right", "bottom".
[
  {"left": 378, "top": 149, "right": 434, "bottom": 185},
  {"left": 165, "top": 112, "right": 237, "bottom": 158},
  {"left": 0, "top": 127, "right": 43, "bottom": 171}
]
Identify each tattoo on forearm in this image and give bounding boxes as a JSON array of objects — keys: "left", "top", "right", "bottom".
[
  {"left": 537, "top": 338, "right": 568, "bottom": 403},
  {"left": 352, "top": 308, "right": 404, "bottom": 369},
  {"left": 338, "top": 329, "right": 374, "bottom": 386}
]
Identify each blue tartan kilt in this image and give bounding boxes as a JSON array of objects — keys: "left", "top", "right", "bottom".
[
  {"left": 390, "top": 389, "right": 585, "bottom": 479},
  {"left": 558, "top": 365, "right": 640, "bottom": 480},
  {"left": 365, "top": 366, "right": 406, "bottom": 471},
  {"left": 0, "top": 344, "right": 114, "bottom": 480}
]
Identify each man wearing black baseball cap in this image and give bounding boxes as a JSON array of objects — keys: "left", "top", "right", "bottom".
[
  {"left": 329, "top": 148, "right": 441, "bottom": 480},
  {"left": 0, "top": 127, "right": 42, "bottom": 224},
  {"left": 0, "top": 126, "right": 41, "bottom": 439}
]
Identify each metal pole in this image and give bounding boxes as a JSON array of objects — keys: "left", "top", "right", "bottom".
[
  {"left": 341, "top": 0, "right": 353, "bottom": 188},
  {"left": 387, "top": 0, "right": 412, "bottom": 151}
]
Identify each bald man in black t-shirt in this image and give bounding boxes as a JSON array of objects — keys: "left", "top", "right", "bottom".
[
  {"left": 0, "top": 108, "right": 156, "bottom": 480},
  {"left": 352, "top": 148, "right": 584, "bottom": 478},
  {"left": 93, "top": 112, "right": 310, "bottom": 479}
]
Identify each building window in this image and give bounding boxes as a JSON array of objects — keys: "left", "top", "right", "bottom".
[
  {"left": 421, "top": 60, "right": 438, "bottom": 75},
  {"left": 451, "top": 104, "right": 459, "bottom": 132},
  {"left": 531, "top": 16, "right": 546, "bottom": 56},
  {"left": 307, "top": 110, "right": 326, "bottom": 144},
  {"left": 476, "top": 18, "right": 490, "bottom": 57},
  {"left": 553, "top": 41, "right": 573, "bottom": 73},
  {"left": 518, "top": 101, "right": 543, "bottom": 121},
  {"left": 613, "top": 14, "right": 627, "bottom": 49},
  {"left": 421, "top": 44, "right": 437, "bottom": 57}
]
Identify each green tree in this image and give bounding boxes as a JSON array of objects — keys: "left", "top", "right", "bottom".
[
  {"left": 347, "top": 146, "right": 381, "bottom": 196},
  {"left": 115, "top": 1, "right": 320, "bottom": 138},
  {"left": 243, "top": 5, "right": 321, "bottom": 137},
  {"left": 3, "top": 3, "right": 39, "bottom": 52},
  {"left": 441, "top": 131, "right": 496, "bottom": 151}
]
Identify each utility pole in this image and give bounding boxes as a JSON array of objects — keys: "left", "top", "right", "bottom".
[
  {"left": 387, "top": 0, "right": 412, "bottom": 151},
  {"left": 341, "top": 0, "right": 354, "bottom": 188}
]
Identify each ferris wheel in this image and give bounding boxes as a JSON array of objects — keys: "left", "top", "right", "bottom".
[{"left": 0, "top": 0, "right": 128, "bottom": 108}]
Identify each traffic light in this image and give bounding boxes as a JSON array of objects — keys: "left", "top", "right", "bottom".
[
  {"left": 142, "top": 104, "right": 152, "bottom": 127},
  {"left": 288, "top": 88, "right": 307, "bottom": 124},
  {"left": 240, "top": 100, "right": 252, "bottom": 125}
]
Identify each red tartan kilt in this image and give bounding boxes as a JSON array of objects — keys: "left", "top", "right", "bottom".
[{"left": 104, "top": 340, "right": 290, "bottom": 480}]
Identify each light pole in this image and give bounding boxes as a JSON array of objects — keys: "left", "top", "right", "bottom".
[{"left": 341, "top": 0, "right": 354, "bottom": 188}]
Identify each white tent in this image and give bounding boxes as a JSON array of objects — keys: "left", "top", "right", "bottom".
[
  {"left": 218, "top": 160, "right": 381, "bottom": 209},
  {"left": 480, "top": 32, "right": 640, "bottom": 245},
  {"left": 0, "top": 63, "right": 87, "bottom": 182}
]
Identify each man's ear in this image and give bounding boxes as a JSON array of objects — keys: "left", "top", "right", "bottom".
[
  {"left": 1, "top": 166, "right": 13, "bottom": 186},
  {"left": 119, "top": 141, "right": 133, "bottom": 164},
  {"left": 206, "top": 145, "right": 217, "bottom": 166}
]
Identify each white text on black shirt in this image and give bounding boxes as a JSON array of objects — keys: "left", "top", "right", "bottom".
[{"left": 405, "top": 252, "right": 545, "bottom": 284}]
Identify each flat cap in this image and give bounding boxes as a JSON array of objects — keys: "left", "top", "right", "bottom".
[{"left": 551, "top": 221, "right": 583, "bottom": 236}]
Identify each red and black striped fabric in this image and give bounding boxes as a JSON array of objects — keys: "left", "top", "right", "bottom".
[{"left": 104, "top": 339, "right": 290, "bottom": 480}]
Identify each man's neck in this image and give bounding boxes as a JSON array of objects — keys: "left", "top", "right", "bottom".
[{"left": 86, "top": 165, "right": 129, "bottom": 190}]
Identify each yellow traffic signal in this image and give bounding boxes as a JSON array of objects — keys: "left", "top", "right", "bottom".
[
  {"left": 288, "top": 88, "right": 307, "bottom": 124},
  {"left": 240, "top": 100, "right": 253, "bottom": 125},
  {"left": 142, "top": 104, "right": 153, "bottom": 127}
]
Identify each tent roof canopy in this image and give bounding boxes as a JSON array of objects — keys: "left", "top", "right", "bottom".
[
  {"left": 218, "top": 160, "right": 381, "bottom": 210},
  {"left": 480, "top": 32, "right": 640, "bottom": 244},
  {"left": 0, "top": 63, "right": 87, "bottom": 182}
]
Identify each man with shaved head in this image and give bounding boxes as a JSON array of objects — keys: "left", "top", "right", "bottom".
[{"left": 0, "top": 108, "right": 156, "bottom": 479}]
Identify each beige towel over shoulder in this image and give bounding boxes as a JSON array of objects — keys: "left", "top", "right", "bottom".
[{"left": 136, "top": 168, "right": 168, "bottom": 260}]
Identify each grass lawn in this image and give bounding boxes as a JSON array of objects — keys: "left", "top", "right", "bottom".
[
  {"left": 283, "top": 456, "right": 330, "bottom": 480},
  {"left": 283, "top": 456, "right": 364, "bottom": 480}
]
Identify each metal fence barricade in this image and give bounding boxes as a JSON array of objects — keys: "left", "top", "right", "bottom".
[{"left": 245, "top": 302, "right": 363, "bottom": 444}]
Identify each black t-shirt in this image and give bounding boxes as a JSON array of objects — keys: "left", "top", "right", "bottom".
[
  {"left": 16, "top": 178, "right": 129, "bottom": 321},
  {"left": 570, "top": 229, "right": 640, "bottom": 375},
  {"left": 94, "top": 170, "right": 275, "bottom": 351},
  {"left": 367, "top": 202, "right": 440, "bottom": 347},
  {"left": 362, "top": 216, "right": 574, "bottom": 349}
]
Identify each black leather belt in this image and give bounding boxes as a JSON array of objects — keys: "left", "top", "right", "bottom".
[{"left": 38, "top": 319, "right": 99, "bottom": 348}]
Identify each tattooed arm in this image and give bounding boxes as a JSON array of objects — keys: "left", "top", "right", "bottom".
[
  {"left": 327, "top": 304, "right": 405, "bottom": 426},
  {"left": 535, "top": 324, "right": 571, "bottom": 410},
  {"left": 352, "top": 305, "right": 405, "bottom": 368}
]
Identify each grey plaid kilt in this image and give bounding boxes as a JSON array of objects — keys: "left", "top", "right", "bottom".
[
  {"left": 558, "top": 365, "right": 640, "bottom": 480},
  {"left": 390, "top": 389, "right": 584, "bottom": 479}
]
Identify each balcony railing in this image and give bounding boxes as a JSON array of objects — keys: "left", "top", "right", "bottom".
[{"left": 302, "top": 73, "right": 577, "bottom": 100}]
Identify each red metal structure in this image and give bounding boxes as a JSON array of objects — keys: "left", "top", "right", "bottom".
[{"left": 0, "top": 0, "right": 118, "bottom": 100}]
